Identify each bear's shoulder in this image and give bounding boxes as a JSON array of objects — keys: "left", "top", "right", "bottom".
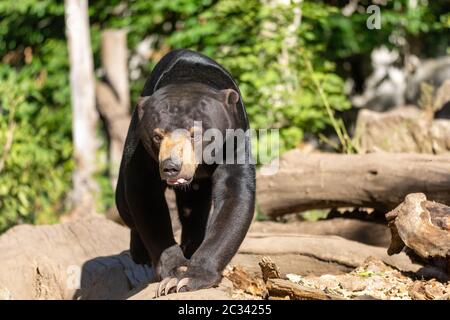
[{"left": 142, "top": 49, "right": 238, "bottom": 96}]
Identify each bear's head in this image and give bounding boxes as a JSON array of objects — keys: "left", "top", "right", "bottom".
[{"left": 137, "top": 82, "right": 239, "bottom": 187}]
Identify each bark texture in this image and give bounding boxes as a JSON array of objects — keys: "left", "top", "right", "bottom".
[{"left": 65, "top": 0, "right": 99, "bottom": 216}]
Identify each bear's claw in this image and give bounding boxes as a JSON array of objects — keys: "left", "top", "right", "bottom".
[
  {"left": 156, "top": 277, "right": 172, "bottom": 297},
  {"left": 176, "top": 277, "right": 190, "bottom": 292},
  {"left": 156, "top": 277, "right": 190, "bottom": 297}
]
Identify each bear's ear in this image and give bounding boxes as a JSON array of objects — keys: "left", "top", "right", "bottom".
[
  {"left": 137, "top": 96, "right": 151, "bottom": 120},
  {"left": 221, "top": 89, "right": 239, "bottom": 106}
]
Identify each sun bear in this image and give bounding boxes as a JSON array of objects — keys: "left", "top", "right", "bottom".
[{"left": 116, "top": 49, "right": 255, "bottom": 296}]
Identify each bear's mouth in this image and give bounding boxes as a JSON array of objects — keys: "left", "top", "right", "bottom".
[{"left": 166, "top": 177, "right": 193, "bottom": 187}]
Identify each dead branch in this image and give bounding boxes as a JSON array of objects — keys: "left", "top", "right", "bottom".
[{"left": 266, "top": 278, "right": 346, "bottom": 300}]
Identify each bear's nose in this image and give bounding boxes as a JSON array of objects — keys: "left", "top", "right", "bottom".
[{"left": 162, "top": 158, "right": 181, "bottom": 177}]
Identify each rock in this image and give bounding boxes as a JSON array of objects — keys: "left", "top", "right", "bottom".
[
  {"left": 315, "top": 275, "right": 340, "bottom": 291},
  {"left": 240, "top": 233, "right": 423, "bottom": 274},
  {"left": 406, "top": 56, "right": 450, "bottom": 105},
  {"left": 128, "top": 280, "right": 233, "bottom": 300},
  {"left": 430, "top": 120, "right": 450, "bottom": 153},
  {"left": 408, "top": 280, "right": 450, "bottom": 300},
  {"left": 338, "top": 275, "right": 366, "bottom": 292},
  {"left": 356, "top": 107, "right": 439, "bottom": 153},
  {"left": 250, "top": 219, "right": 391, "bottom": 247},
  {"left": 355, "top": 106, "right": 450, "bottom": 154},
  {"left": 385, "top": 193, "right": 450, "bottom": 279},
  {"left": 0, "top": 217, "right": 154, "bottom": 300}
]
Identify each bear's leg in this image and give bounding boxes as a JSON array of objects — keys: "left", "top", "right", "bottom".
[
  {"left": 157, "top": 164, "right": 255, "bottom": 296},
  {"left": 177, "top": 164, "right": 255, "bottom": 293},
  {"left": 175, "top": 179, "right": 212, "bottom": 258},
  {"left": 129, "top": 229, "right": 151, "bottom": 265},
  {"left": 115, "top": 172, "right": 134, "bottom": 228},
  {"left": 125, "top": 143, "right": 188, "bottom": 283},
  {"left": 156, "top": 180, "right": 212, "bottom": 297},
  {"left": 127, "top": 177, "right": 190, "bottom": 281}
]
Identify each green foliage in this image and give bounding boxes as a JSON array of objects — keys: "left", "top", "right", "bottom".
[
  {"left": 0, "top": 1, "right": 71, "bottom": 232},
  {"left": 0, "top": 66, "right": 73, "bottom": 232}
]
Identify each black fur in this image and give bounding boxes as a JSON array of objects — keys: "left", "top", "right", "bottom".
[{"left": 116, "top": 49, "right": 256, "bottom": 292}]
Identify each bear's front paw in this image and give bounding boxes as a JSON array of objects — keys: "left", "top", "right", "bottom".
[
  {"left": 155, "top": 265, "right": 221, "bottom": 297},
  {"left": 156, "top": 244, "right": 189, "bottom": 279}
]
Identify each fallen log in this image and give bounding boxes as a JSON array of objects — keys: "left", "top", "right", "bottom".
[
  {"left": 257, "top": 150, "right": 450, "bottom": 218},
  {"left": 386, "top": 193, "right": 450, "bottom": 274}
]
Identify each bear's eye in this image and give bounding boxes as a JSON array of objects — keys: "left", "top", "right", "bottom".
[
  {"left": 152, "top": 134, "right": 162, "bottom": 145},
  {"left": 152, "top": 128, "right": 165, "bottom": 145}
]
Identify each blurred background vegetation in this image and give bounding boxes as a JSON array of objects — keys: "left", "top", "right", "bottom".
[{"left": 0, "top": 0, "right": 448, "bottom": 232}]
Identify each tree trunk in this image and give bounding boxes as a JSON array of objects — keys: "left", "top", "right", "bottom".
[
  {"left": 100, "top": 30, "right": 130, "bottom": 110},
  {"left": 257, "top": 150, "right": 450, "bottom": 218},
  {"left": 65, "top": 0, "right": 98, "bottom": 216},
  {"left": 96, "top": 30, "right": 131, "bottom": 188}
]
